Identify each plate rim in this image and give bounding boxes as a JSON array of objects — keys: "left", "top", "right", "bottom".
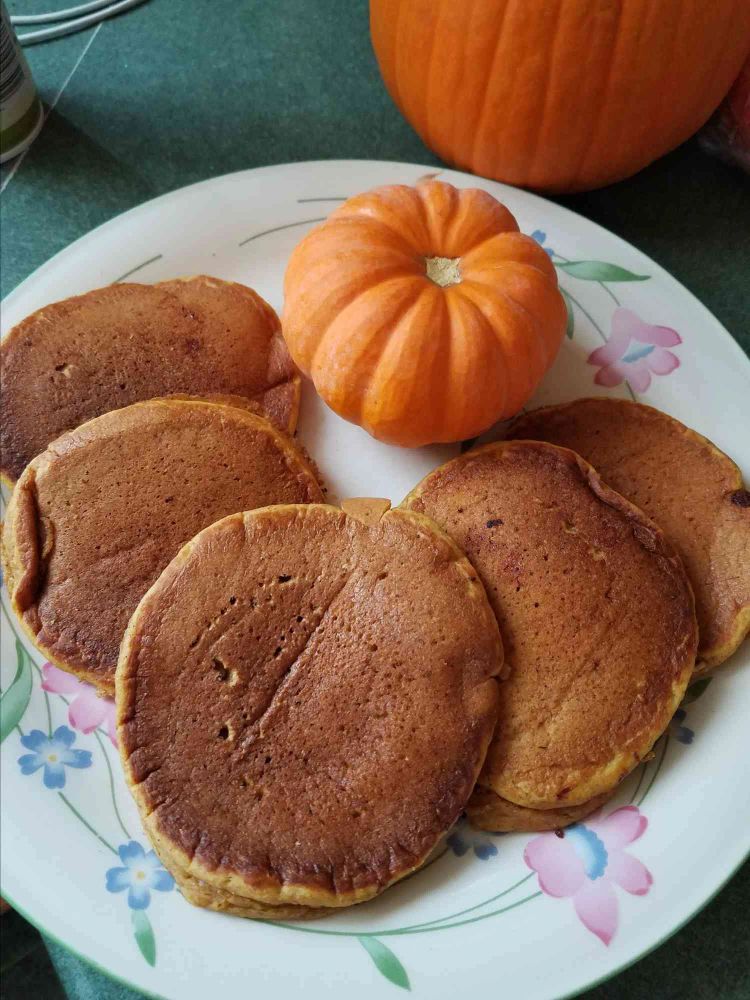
[
  {"left": 4, "top": 847, "right": 748, "bottom": 1000},
  {"left": 2, "top": 158, "right": 748, "bottom": 1000}
]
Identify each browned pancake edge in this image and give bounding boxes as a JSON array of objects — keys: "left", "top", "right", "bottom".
[{"left": 466, "top": 785, "right": 612, "bottom": 833}]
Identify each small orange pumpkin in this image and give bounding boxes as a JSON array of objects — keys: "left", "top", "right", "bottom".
[
  {"left": 282, "top": 180, "right": 566, "bottom": 447},
  {"left": 370, "top": 0, "right": 750, "bottom": 193}
]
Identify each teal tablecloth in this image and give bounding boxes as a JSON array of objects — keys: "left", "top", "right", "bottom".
[{"left": 1, "top": 2, "right": 748, "bottom": 998}]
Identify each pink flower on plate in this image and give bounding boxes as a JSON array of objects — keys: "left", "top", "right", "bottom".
[
  {"left": 524, "top": 806, "right": 652, "bottom": 946},
  {"left": 41, "top": 663, "right": 117, "bottom": 747},
  {"left": 588, "top": 307, "right": 681, "bottom": 392}
]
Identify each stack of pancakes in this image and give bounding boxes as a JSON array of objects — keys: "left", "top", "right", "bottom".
[
  {"left": 404, "top": 437, "right": 695, "bottom": 831},
  {"left": 1, "top": 278, "right": 502, "bottom": 920},
  {"left": 0, "top": 275, "right": 301, "bottom": 484},
  {"left": 404, "top": 398, "right": 748, "bottom": 831},
  {"left": 1, "top": 277, "right": 315, "bottom": 695},
  {"left": 2, "top": 278, "right": 748, "bottom": 919}
]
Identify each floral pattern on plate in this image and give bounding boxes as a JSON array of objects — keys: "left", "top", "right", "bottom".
[
  {"left": 587, "top": 308, "right": 681, "bottom": 392},
  {"left": 447, "top": 821, "right": 503, "bottom": 860},
  {"left": 17, "top": 726, "right": 92, "bottom": 789},
  {"left": 524, "top": 806, "right": 652, "bottom": 946},
  {"left": 106, "top": 841, "right": 175, "bottom": 910},
  {"left": 42, "top": 662, "right": 117, "bottom": 746}
]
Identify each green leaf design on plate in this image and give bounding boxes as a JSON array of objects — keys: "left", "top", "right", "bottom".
[
  {"left": 682, "top": 676, "right": 713, "bottom": 705},
  {"left": 561, "top": 287, "right": 575, "bottom": 339},
  {"left": 358, "top": 936, "right": 410, "bottom": 991},
  {"left": 0, "top": 639, "right": 34, "bottom": 743},
  {"left": 131, "top": 910, "right": 156, "bottom": 966},
  {"left": 556, "top": 261, "right": 650, "bottom": 282}
]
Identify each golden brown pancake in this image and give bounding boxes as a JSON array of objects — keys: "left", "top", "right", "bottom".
[
  {"left": 116, "top": 502, "right": 501, "bottom": 915},
  {"left": 157, "top": 277, "right": 300, "bottom": 433},
  {"left": 0, "top": 276, "right": 300, "bottom": 482},
  {"left": 466, "top": 786, "right": 611, "bottom": 833},
  {"left": 1, "top": 399, "right": 323, "bottom": 695},
  {"left": 403, "top": 440, "right": 697, "bottom": 810},
  {"left": 507, "top": 398, "right": 749, "bottom": 671}
]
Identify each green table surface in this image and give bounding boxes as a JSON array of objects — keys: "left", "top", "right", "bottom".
[{"left": 1, "top": 2, "right": 749, "bottom": 998}]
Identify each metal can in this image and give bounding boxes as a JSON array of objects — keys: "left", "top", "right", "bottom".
[{"left": 1, "top": 2, "right": 43, "bottom": 164}]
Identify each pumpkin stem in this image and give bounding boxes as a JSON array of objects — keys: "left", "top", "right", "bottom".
[{"left": 424, "top": 256, "right": 461, "bottom": 288}]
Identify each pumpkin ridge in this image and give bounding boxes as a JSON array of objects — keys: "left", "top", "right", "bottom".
[
  {"left": 462, "top": 259, "right": 559, "bottom": 291},
  {"left": 453, "top": 284, "right": 535, "bottom": 416},
  {"left": 446, "top": 191, "right": 520, "bottom": 258},
  {"left": 522, "top": 0, "right": 564, "bottom": 182},
  {"left": 442, "top": 189, "right": 474, "bottom": 257},
  {"left": 609, "top": 2, "right": 672, "bottom": 181},
  {"left": 464, "top": 272, "right": 562, "bottom": 370},
  {"left": 339, "top": 185, "right": 433, "bottom": 248},
  {"left": 285, "top": 267, "right": 418, "bottom": 372},
  {"left": 421, "top": 7, "right": 446, "bottom": 151},
  {"left": 451, "top": 230, "right": 514, "bottom": 265},
  {"left": 477, "top": 2, "right": 536, "bottom": 180},
  {"left": 448, "top": 1, "right": 482, "bottom": 165},
  {"left": 297, "top": 258, "right": 419, "bottom": 308},
  {"left": 458, "top": 279, "right": 549, "bottom": 404},
  {"left": 673, "top": 2, "right": 740, "bottom": 149},
  {"left": 640, "top": 0, "right": 686, "bottom": 168},
  {"left": 439, "top": 293, "right": 470, "bottom": 436},
  {"left": 468, "top": 0, "right": 512, "bottom": 171},
  {"left": 595, "top": 0, "right": 657, "bottom": 184},
  {"left": 430, "top": 295, "right": 453, "bottom": 442},
  {"left": 407, "top": 182, "right": 439, "bottom": 256},
  {"left": 461, "top": 234, "right": 556, "bottom": 279},
  {"left": 571, "top": 0, "right": 626, "bottom": 186},
  {"left": 390, "top": 0, "right": 407, "bottom": 110},
  {"left": 322, "top": 213, "right": 421, "bottom": 258},
  {"left": 358, "top": 283, "right": 434, "bottom": 428},
  {"left": 444, "top": 290, "right": 509, "bottom": 428},
  {"left": 417, "top": 178, "right": 469, "bottom": 257},
  {"left": 308, "top": 277, "right": 425, "bottom": 423},
  {"left": 329, "top": 205, "right": 428, "bottom": 257},
  {"left": 370, "top": 287, "right": 454, "bottom": 445}
]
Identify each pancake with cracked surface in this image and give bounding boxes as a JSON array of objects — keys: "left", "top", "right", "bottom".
[
  {"left": 0, "top": 276, "right": 300, "bottom": 482},
  {"left": 116, "top": 502, "right": 501, "bottom": 915},
  {"left": 403, "top": 440, "right": 697, "bottom": 810},
  {"left": 1, "top": 399, "right": 323, "bottom": 696},
  {"left": 507, "top": 398, "right": 749, "bottom": 671}
]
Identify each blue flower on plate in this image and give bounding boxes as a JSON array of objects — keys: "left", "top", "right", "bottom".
[
  {"left": 18, "top": 726, "right": 92, "bottom": 788},
  {"left": 447, "top": 822, "right": 503, "bottom": 860},
  {"left": 669, "top": 707, "right": 694, "bottom": 745},
  {"left": 106, "top": 841, "right": 174, "bottom": 910},
  {"left": 531, "top": 230, "right": 555, "bottom": 257}
]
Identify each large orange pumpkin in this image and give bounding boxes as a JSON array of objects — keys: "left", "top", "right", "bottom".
[
  {"left": 282, "top": 180, "right": 566, "bottom": 447},
  {"left": 370, "top": 0, "right": 750, "bottom": 193}
]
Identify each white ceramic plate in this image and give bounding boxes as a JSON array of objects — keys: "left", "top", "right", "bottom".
[{"left": 2, "top": 160, "right": 748, "bottom": 1000}]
